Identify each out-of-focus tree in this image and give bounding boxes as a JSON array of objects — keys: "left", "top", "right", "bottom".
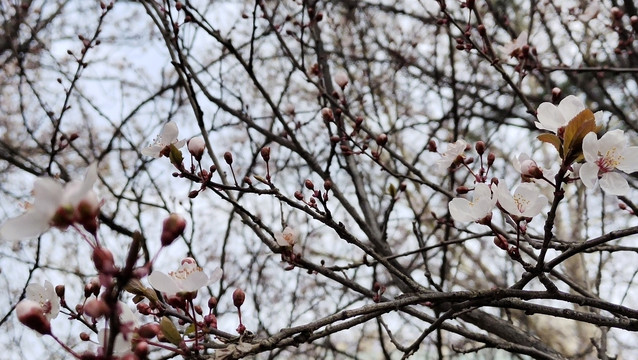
[{"left": 1, "top": 0, "right": 638, "bottom": 359}]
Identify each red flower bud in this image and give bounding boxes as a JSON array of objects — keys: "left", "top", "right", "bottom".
[
  {"left": 161, "top": 213, "right": 186, "bottom": 247},
  {"left": 92, "top": 246, "right": 116, "bottom": 274},
  {"left": 224, "top": 151, "right": 233, "bottom": 165},
  {"left": 475, "top": 141, "right": 485, "bottom": 155},
  {"left": 260, "top": 147, "right": 271, "bottom": 162},
  {"left": 83, "top": 299, "right": 110, "bottom": 318},
  {"left": 304, "top": 179, "right": 314, "bottom": 190},
  {"left": 233, "top": 288, "right": 245, "bottom": 308}
]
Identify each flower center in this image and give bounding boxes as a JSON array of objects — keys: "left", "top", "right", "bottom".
[
  {"left": 513, "top": 194, "right": 530, "bottom": 213},
  {"left": 596, "top": 147, "right": 622, "bottom": 173}
]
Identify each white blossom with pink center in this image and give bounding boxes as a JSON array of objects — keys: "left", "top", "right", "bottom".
[
  {"left": 496, "top": 182, "right": 547, "bottom": 218},
  {"left": 580, "top": 130, "right": 638, "bottom": 196},
  {"left": 141, "top": 121, "right": 186, "bottom": 158},
  {"left": 448, "top": 183, "right": 497, "bottom": 223},
  {"left": 148, "top": 257, "right": 222, "bottom": 296}
]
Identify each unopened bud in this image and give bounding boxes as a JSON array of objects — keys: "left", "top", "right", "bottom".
[
  {"left": 137, "top": 323, "right": 160, "bottom": 338},
  {"left": 321, "top": 107, "right": 334, "bottom": 122},
  {"left": 208, "top": 297, "right": 218, "bottom": 309},
  {"left": 187, "top": 136, "right": 206, "bottom": 161},
  {"left": 475, "top": 141, "right": 485, "bottom": 155},
  {"left": 55, "top": 285, "right": 65, "bottom": 298},
  {"left": 323, "top": 180, "right": 332, "bottom": 191},
  {"left": 487, "top": 152, "right": 495, "bottom": 166},
  {"left": 134, "top": 341, "right": 149, "bottom": 357},
  {"left": 304, "top": 179, "right": 314, "bottom": 190},
  {"left": 175, "top": 1, "right": 183, "bottom": 10},
  {"left": 294, "top": 191, "right": 304, "bottom": 200},
  {"left": 551, "top": 88, "right": 562, "bottom": 103},
  {"left": 493, "top": 235, "right": 509, "bottom": 250},
  {"left": 161, "top": 213, "right": 186, "bottom": 247},
  {"left": 456, "top": 186, "right": 469, "bottom": 194},
  {"left": 224, "top": 151, "right": 233, "bottom": 165},
  {"left": 205, "top": 314, "right": 218, "bottom": 328},
  {"left": 233, "top": 288, "right": 245, "bottom": 308},
  {"left": 427, "top": 140, "right": 437, "bottom": 152},
  {"left": 80, "top": 332, "right": 91, "bottom": 341},
  {"left": 334, "top": 71, "right": 349, "bottom": 89},
  {"left": 376, "top": 133, "right": 388, "bottom": 147},
  {"left": 83, "top": 299, "right": 110, "bottom": 318},
  {"left": 611, "top": 7, "right": 623, "bottom": 20},
  {"left": 260, "top": 147, "right": 271, "bottom": 162},
  {"left": 16, "top": 300, "right": 51, "bottom": 335},
  {"left": 92, "top": 246, "right": 116, "bottom": 274}
]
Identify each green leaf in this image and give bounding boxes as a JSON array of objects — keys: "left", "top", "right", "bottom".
[
  {"left": 169, "top": 144, "right": 183, "bottom": 167},
  {"left": 160, "top": 317, "right": 182, "bottom": 345}
]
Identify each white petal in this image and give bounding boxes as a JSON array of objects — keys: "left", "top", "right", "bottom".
[
  {"left": 173, "top": 139, "right": 186, "bottom": 149},
  {"left": 597, "top": 130, "right": 625, "bottom": 156},
  {"left": 599, "top": 172, "right": 629, "bottom": 196},
  {"left": 45, "top": 281, "right": 60, "bottom": 319},
  {"left": 513, "top": 183, "right": 539, "bottom": 200},
  {"left": 582, "top": 132, "right": 599, "bottom": 163},
  {"left": 579, "top": 162, "right": 599, "bottom": 189},
  {"left": 148, "top": 271, "right": 180, "bottom": 294},
  {"left": 521, "top": 195, "right": 547, "bottom": 217},
  {"left": 181, "top": 271, "right": 209, "bottom": 292},
  {"left": 208, "top": 268, "right": 223, "bottom": 284},
  {"left": 496, "top": 183, "right": 518, "bottom": 215},
  {"left": 617, "top": 147, "right": 638, "bottom": 173},
  {"left": 449, "top": 198, "right": 476, "bottom": 222},
  {"left": 33, "top": 178, "right": 64, "bottom": 217},
  {"left": 141, "top": 145, "right": 163, "bottom": 158},
  {"left": 160, "top": 121, "right": 179, "bottom": 143},
  {"left": 66, "top": 164, "right": 98, "bottom": 206},
  {"left": 557, "top": 95, "right": 585, "bottom": 123},
  {"left": 0, "top": 210, "right": 51, "bottom": 241},
  {"left": 536, "top": 103, "right": 566, "bottom": 132},
  {"left": 26, "top": 283, "right": 46, "bottom": 302}
]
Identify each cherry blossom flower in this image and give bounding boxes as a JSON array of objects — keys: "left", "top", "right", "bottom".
[
  {"left": 579, "top": 130, "right": 638, "bottom": 195},
  {"left": 496, "top": 182, "right": 547, "bottom": 218},
  {"left": 535, "top": 95, "right": 603, "bottom": 133},
  {"left": 500, "top": 31, "right": 527, "bottom": 58},
  {"left": 148, "top": 257, "right": 222, "bottom": 296},
  {"left": 0, "top": 163, "right": 98, "bottom": 242},
  {"left": 187, "top": 136, "right": 206, "bottom": 161},
  {"left": 98, "top": 302, "right": 139, "bottom": 356},
  {"left": 448, "top": 183, "right": 497, "bottom": 222},
  {"left": 141, "top": 121, "right": 186, "bottom": 158},
  {"left": 275, "top": 226, "right": 302, "bottom": 254},
  {"left": 436, "top": 139, "right": 467, "bottom": 173},
  {"left": 26, "top": 281, "right": 59, "bottom": 321}
]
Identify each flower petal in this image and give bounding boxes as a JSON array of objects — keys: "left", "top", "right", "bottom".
[
  {"left": 449, "top": 198, "right": 476, "bottom": 222},
  {"left": 208, "top": 268, "right": 223, "bottom": 285},
  {"left": 579, "top": 162, "right": 599, "bottom": 189},
  {"left": 148, "top": 271, "right": 180, "bottom": 294},
  {"left": 181, "top": 271, "right": 209, "bottom": 292},
  {"left": 141, "top": 145, "right": 163, "bottom": 158},
  {"left": 617, "top": 146, "right": 638, "bottom": 173},
  {"left": 557, "top": 95, "right": 586, "bottom": 123},
  {"left": 33, "top": 178, "right": 64, "bottom": 217},
  {"left": 0, "top": 210, "right": 51, "bottom": 242},
  {"left": 160, "top": 121, "right": 179, "bottom": 143},
  {"left": 536, "top": 103, "right": 566, "bottom": 132},
  {"left": 521, "top": 194, "right": 547, "bottom": 217},
  {"left": 599, "top": 172, "right": 629, "bottom": 196},
  {"left": 582, "top": 132, "right": 599, "bottom": 164},
  {"left": 597, "top": 129, "right": 625, "bottom": 157},
  {"left": 495, "top": 183, "right": 518, "bottom": 215}
]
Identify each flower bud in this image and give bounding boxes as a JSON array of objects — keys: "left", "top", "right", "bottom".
[
  {"left": 137, "top": 323, "right": 160, "bottom": 338},
  {"left": 208, "top": 296, "right": 218, "bottom": 309},
  {"left": 323, "top": 180, "right": 332, "bottom": 191},
  {"left": 55, "top": 285, "right": 65, "bottom": 299},
  {"left": 427, "top": 140, "right": 437, "bottom": 152},
  {"left": 551, "top": 87, "right": 562, "bottom": 103},
  {"left": 294, "top": 191, "right": 304, "bottom": 200},
  {"left": 334, "top": 71, "right": 349, "bottom": 89},
  {"left": 205, "top": 314, "right": 218, "bottom": 329},
  {"left": 187, "top": 136, "right": 205, "bottom": 161},
  {"left": 83, "top": 299, "right": 110, "bottom": 318},
  {"left": 161, "top": 213, "right": 186, "bottom": 247},
  {"left": 456, "top": 186, "right": 469, "bottom": 194},
  {"left": 233, "top": 288, "right": 245, "bottom": 308},
  {"left": 493, "top": 235, "right": 509, "bottom": 250},
  {"left": 80, "top": 332, "right": 91, "bottom": 341},
  {"left": 260, "top": 147, "right": 271, "bottom": 162},
  {"left": 304, "top": 179, "right": 314, "bottom": 190},
  {"left": 17, "top": 300, "right": 51, "bottom": 335},
  {"left": 224, "top": 151, "right": 233, "bottom": 165},
  {"left": 321, "top": 108, "right": 334, "bottom": 122},
  {"left": 92, "top": 246, "right": 116, "bottom": 274},
  {"left": 487, "top": 152, "right": 495, "bottom": 166},
  {"left": 134, "top": 341, "right": 149, "bottom": 357},
  {"left": 475, "top": 141, "right": 485, "bottom": 155},
  {"left": 376, "top": 133, "right": 388, "bottom": 147}
]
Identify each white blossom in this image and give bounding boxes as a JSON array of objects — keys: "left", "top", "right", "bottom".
[
  {"left": 26, "top": 280, "right": 59, "bottom": 320},
  {"left": 580, "top": 130, "right": 638, "bottom": 195},
  {"left": 436, "top": 139, "right": 467, "bottom": 173},
  {"left": 141, "top": 121, "right": 186, "bottom": 158},
  {"left": 500, "top": 31, "right": 527, "bottom": 58},
  {"left": 98, "top": 302, "right": 139, "bottom": 356},
  {"left": 448, "top": 183, "right": 497, "bottom": 222},
  {"left": 496, "top": 181, "right": 547, "bottom": 218},
  {"left": 0, "top": 163, "right": 98, "bottom": 242},
  {"left": 535, "top": 95, "right": 603, "bottom": 133},
  {"left": 148, "top": 257, "right": 222, "bottom": 296}
]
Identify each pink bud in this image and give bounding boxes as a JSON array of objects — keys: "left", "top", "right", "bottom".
[
  {"left": 334, "top": 71, "right": 349, "bottom": 89},
  {"left": 187, "top": 136, "right": 206, "bottom": 161},
  {"left": 233, "top": 288, "right": 245, "bottom": 308},
  {"left": 321, "top": 107, "right": 334, "bottom": 122},
  {"left": 224, "top": 151, "right": 233, "bottom": 165},
  {"left": 17, "top": 300, "right": 51, "bottom": 335},
  {"left": 92, "top": 246, "right": 116, "bottom": 274},
  {"left": 161, "top": 213, "right": 186, "bottom": 247},
  {"left": 83, "top": 299, "right": 110, "bottom": 318}
]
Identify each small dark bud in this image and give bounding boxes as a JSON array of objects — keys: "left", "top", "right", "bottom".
[
  {"left": 477, "top": 24, "right": 486, "bottom": 36},
  {"left": 376, "top": 133, "right": 388, "bottom": 147},
  {"left": 427, "top": 140, "right": 437, "bottom": 152},
  {"left": 323, "top": 180, "right": 332, "bottom": 191},
  {"left": 188, "top": 190, "right": 199, "bottom": 198},
  {"left": 551, "top": 87, "right": 562, "bottom": 103},
  {"left": 304, "top": 179, "right": 314, "bottom": 190},
  {"left": 233, "top": 288, "right": 245, "bottom": 308},
  {"left": 294, "top": 191, "right": 304, "bottom": 200},
  {"left": 456, "top": 186, "right": 470, "bottom": 194},
  {"left": 55, "top": 285, "right": 65, "bottom": 298},
  {"left": 175, "top": 2, "right": 183, "bottom": 10},
  {"left": 92, "top": 247, "right": 116, "bottom": 274},
  {"left": 134, "top": 341, "right": 149, "bottom": 357},
  {"left": 487, "top": 152, "right": 495, "bottom": 166},
  {"left": 80, "top": 332, "right": 91, "bottom": 341},
  {"left": 224, "top": 151, "right": 233, "bottom": 165},
  {"left": 208, "top": 297, "right": 218, "bottom": 309},
  {"left": 475, "top": 141, "right": 485, "bottom": 155},
  {"left": 161, "top": 213, "right": 186, "bottom": 247},
  {"left": 260, "top": 147, "right": 271, "bottom": 162},
  {"left": 243, "top": 176, "right": 252, "bottom": 186}
]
